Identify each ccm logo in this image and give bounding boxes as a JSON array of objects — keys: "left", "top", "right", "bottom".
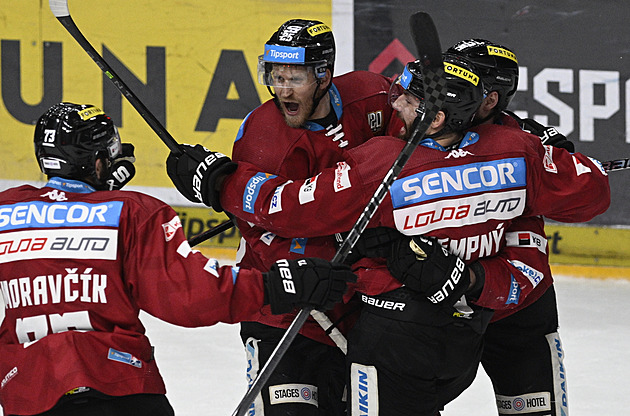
[{"left": 275, "top": 259, "right": 306, "bottom": 294}]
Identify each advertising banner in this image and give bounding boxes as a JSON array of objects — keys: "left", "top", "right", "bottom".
[{"left": 354, "top": 0, "right": 630, "bottom": 226}]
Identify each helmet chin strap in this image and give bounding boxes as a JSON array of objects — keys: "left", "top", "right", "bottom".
[{"left": 308, "top": 76, "right": 332, "bottom": 121}]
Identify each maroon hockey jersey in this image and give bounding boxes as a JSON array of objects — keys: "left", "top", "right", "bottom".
[
  {"left": 221, "top": 123, "right": 610, "bottom": 315},
  {"left": 0, "top": 178, "right": 267, "bottom": 415},
  {"left": 230, "top": 70, "right": 402, "bottom": 345}
]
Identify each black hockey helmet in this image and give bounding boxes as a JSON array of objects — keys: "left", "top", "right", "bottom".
[
  {"left": 34, "top": 102, "right": 121, "bottom": 181},
  {"left": 447, "top": 39, "right": 519, "bottom": 111},
  {"left": 390, "top": 53, "right": 485, "bottom": 135},
  {"left": 258, "top": 19, "right": 336, "bottom": 87}
]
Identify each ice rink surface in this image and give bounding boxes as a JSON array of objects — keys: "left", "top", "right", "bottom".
[
  {"left": 142, "top": 274, "right": 630, "bottom": 415},
  {"left": 2, "top": 274, "right": 629, "bottom": 415}
]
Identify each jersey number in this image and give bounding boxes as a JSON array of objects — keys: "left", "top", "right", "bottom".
[{"left": 15, "top": 310, "right": 94, "bottom": 344}]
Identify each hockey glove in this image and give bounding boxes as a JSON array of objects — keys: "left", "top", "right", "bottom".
[
  {"left": 103, "top": 143, "right": 136, "bottom": 191},
  {"left": 518, "top": 117, "right": 575, "bottom": 152},
  {"left": 387, "top": 235, "right": 471, "bottom": 306},
  {"left": 339, "top": 227, "right": 405, "bottom": 264},
  {"left": 166, "top": 144, "right": 236, "bottom": 211},
  {"left": 264, "top": 258, "right": 357, "bottom": 315}
]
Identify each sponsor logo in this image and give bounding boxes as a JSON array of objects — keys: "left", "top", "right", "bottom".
[
  {"left": 589, "top": 157, "right": 608, "bottom": 175},
  {"left": 506, "top": 230, "right": 548, "bottom": 254},
  {"left": 572, "top": 155, "right": 592, "bottom": 176},
  {"left": 107, "top": 348, "right": 142, "bottom": 368},
  {"left": 269, "top": 384, "right": 318, "bottom": 406},
  {"left": 1, "top": 367, "right": 17, "bottom": 389},
  {"left": 0, "top": 201, "right": 122, "bottom": 232},
  {"left": 444, "top": 62, "right": 479, "bottom": 85},
  {"left": 77, "top": 106, "right": 105, "bottom": 120},
  {"left": 361, "top": 294, "right": 405, "bottom": 311},
  {"left": 496, "top": 392, "right": 551, "bottom": 414},
  {"left": 307, "top": 23, "right": 331, "bottom": 36},
  {"left": 162, "top": 216, "right": 182, "bottom": 242},
  {"left": 548, "top": 333, "right": 569, "bottom": 414},
  {"left": 289, "top": 237, "right": 307, "bottom": 254},
  {"left": 0, "top": 229, "right": 117, "bottom": 264},
  {"left": 508, "top": 260, "right": 544, "bottom": 287},
  {"left": 367, "top": 111, "right": 383, "bottom": 132},
  {"left": 264, "top": 44, "right": 305, "bottom": 63},
  {"left": 298, "top": 175, "right": 319, "bottom": 205},
  {"left": 445, "top": 149, "right": 474, "bottom": 158},
  {"left": 393, "top": 190, "right": 525, "bottom": 235},
  {"left": 543, "top": 145, "right": 558, "bottom": 173},
  {"left": 487, "top": 46, "right": 518, "bottom": 63},
  {"left": 269, "top": 181, "right": 292, "bottom": 214},
  {"left": 243, "top": 172, "right": 276, "bottom": 213},
  {"left": 506, "top": 275, "right": 521, "bottom": 305},
  {"left": 334, "top": 162, "right": 352, "bottom": 191},
  {"left": 41, "top": 189, "right": 67, "bottom": 201},
  {"left": 275, "top": 258, "right": 303, "bottom": 294},
  {"left": 427, "top": 257, "right": 465, "bottom": 303},
  {"left": 351, "top": 364, "right": 378, "bottom": 416},
  {"left": 390, "top": 158, "right": 526, "bottom": 208}
]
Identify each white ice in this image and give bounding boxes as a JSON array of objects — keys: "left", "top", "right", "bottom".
[{"left": 2, "top": 274, "right": 629, "bottom": 415}]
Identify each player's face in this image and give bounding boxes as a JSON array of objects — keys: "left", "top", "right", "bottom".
[
  {"left": 392, "top": 91, "right": 423, "bottom": 139},
  {"left": 272, "top": 65, "right": 319, "bottom": 128}
]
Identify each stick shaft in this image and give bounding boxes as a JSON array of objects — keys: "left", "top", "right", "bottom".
[{"left": 50, "top": 0, "right": 181, "bottom": 155}]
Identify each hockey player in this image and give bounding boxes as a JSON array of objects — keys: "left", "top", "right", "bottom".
[
  {"left": 0, "top": 103, "right": 357, "bottom": 416},
  {"left": 446, "top": 38, "right": 575, "bottom": 415},
  {"left": 175, "top": 53, "right": 610, "bottom": 415},
  {"left": 168, "top": 19, "right": 402, "bottom": 415}
]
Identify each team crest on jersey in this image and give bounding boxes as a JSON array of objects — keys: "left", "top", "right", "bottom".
[
  {"left": 367, "top": 111, "right": 383, "bottom": 132},
  {"left": 162, "top": 216, "right": 182, "bottom": 242}
]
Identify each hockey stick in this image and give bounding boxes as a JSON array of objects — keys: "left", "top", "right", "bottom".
[
  {"left": 187, "top": 219, "right": 235, "bottom": 246},
  {"left": 48, "top": 0, "right": 182, "bottom": 156},
  {"left": 231, "top": 12, "right": 447, "bottom": 416},
  {"left": 601, "top": 158, "right": 630, "bottom": 172},
  {"left": 503, "top": 110, "right": 629, "bottom": 173}
]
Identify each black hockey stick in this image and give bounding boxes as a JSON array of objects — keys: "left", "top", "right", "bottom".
[
  {"left": 503, "top": 110, "right": 629, "bottom": 173},
  {"left": 187, "top": 219, "right": 235, "bottom": 247},
  {"left": 48, "top": 0, "right": 182, "bottom": 156},
  {"left": 231, "top": 12, "right": 447, "bottom": 416}
]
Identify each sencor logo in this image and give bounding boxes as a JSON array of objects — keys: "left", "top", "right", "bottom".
[{"left": 390, "top": 158, "right": 526, "bottom": 208}]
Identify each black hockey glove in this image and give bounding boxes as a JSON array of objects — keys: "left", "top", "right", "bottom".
[
  {"left": 387, "top": 235, "right": 471, "bottom": 306},
  {"left": 263, "top": 258, "right": 357, "bottom": 315},
  {"left": 166, "top": 144, "right": 236, "bottom": 211},
  {"left": 518, "top": 117, "right": 575, "bottom": 152},
  {"left": 339, "top": 227, "right": 405, "bottom": 264},
  {"left": 102, "top": 143, "right": 136, "bottom": 191}
]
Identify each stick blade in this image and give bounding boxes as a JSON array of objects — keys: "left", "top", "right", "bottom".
[
  {"left": 49, "top": 0, "right": 70, "bottom": 17},
  {"left": 409, "top": 12, "right": 442, "bottom": 70}
]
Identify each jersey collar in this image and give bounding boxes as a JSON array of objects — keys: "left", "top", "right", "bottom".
[
  {"left": 419, "top": 131, "right": 480, "bottom": 151},
  {"left": 45, "top": 177, "right": 97, "bottom": 194}
]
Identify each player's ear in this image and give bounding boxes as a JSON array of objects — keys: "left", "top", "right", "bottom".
[{"left": 432, "top": 111, "right": 446, "bottom": 129}]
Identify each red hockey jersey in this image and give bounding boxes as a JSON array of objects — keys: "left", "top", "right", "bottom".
[
  {"left": 0, "top": 178, "right": 267, "bottom": 415},
  {"left": 229, "top": 71, "right": 402, "bottom": 345},
  {"left": 221, "top": 124, "right": 610, "bottom": 315}
]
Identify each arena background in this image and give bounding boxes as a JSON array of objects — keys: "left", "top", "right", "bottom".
[{"left": 0, "top": 0, "right": 627, "bottom": 274}]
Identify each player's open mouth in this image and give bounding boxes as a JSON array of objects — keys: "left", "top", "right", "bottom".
[{"left": 283, "top": 102, "right": 299, "bottom": 116}]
